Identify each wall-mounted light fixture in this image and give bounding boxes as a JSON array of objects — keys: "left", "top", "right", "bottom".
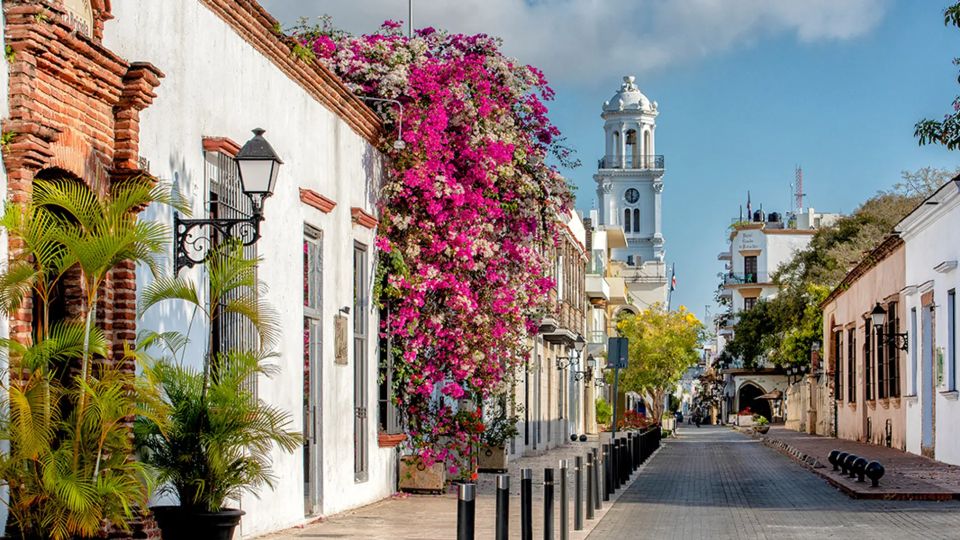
[
  {"left": 173, "top": 128, "right": 282, "bottom": 274},
  {"left": 556, "top": 334, "right": 587, "bottom": 370},
  {"left": 870, "top": 302, "right": 908, "bottom": 351}
]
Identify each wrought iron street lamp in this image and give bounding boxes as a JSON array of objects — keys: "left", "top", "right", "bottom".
[
  {"left": 556, "top": 334, "right": 587, "bottom": 370},
  {"left": 786, "top": 364, "right": 809, "bottom": 384},
  {"left": 173, "top": 128, "right": 282, "bottom": 274},
  {"left": 870, "top": 302, "right": 908, "bottom": 351},
  {"left": 574, "top": 355, "right": 596, "bottom": 382}
]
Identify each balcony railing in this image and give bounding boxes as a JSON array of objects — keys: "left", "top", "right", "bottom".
[
  {"left": 588, "top": 330, "right": 607, "bottom": 345},
  {"left": 722, "top": 272, "right": 770, "bottom": 285},
  {"left": 597, "top": 154, "right": 664, "bottom": 170}
]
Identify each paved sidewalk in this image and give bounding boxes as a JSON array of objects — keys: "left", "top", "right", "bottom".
[
  {"left": 262, "top": 435, "right": 652, "bottom": 540},
  {"left": 759, "top": 427, "right": 960, "bottom": 499},
  {"left": 588, "top": 426, "right": 960, "bottom": 540}
]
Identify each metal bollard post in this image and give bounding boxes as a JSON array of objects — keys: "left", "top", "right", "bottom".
[
  {"left": 612, "top": 439, "right": 620, "bottom": 489},
  {"left": 634, "top": 432, "right": 640, "bottom": 468},
  {"left": 593, "top": 448, "right": 601, "bottom": 510},
  {"left": 574, "top": 456, "right": 583, "bottom": 530},
  {"left": 626, "top": 433, "right": 634, "bottom": 471},
  {"left": 620, "top": 438, "right": 628, "bottom": 485},
  {"left": 602, "top": 444, "right": 612, "bottom": 500},
  {"left": 522, "top": 468, "right": 533, "bottom": 540},
  {"left": 585, "top": 453, "right": 595, "bottom": 520},
  {"left": 560, "top": 460, "right": 568, "bottom": 540},
  {"left": 457, "top": 482, "right": 476, "bottom": 540},
  {"left": 496, "top": 474, "right": 509, "bottom": 540},
  {"left": 544, "top": 468, "right": 555, "bottom": 540}
]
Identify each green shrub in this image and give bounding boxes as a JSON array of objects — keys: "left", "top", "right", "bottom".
[{"left": 596, "top": 398, "right": 612, "bottom": 425}]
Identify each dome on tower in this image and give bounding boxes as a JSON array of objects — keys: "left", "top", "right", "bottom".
[{"left": 603, "top": 75, "right": 656, "bottom": 113}]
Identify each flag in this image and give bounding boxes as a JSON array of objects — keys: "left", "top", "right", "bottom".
[
  {"left": 746, "top": 191, "right": 752, "bottom": 217},
  {"left": 670, "top": 264, "right": 677, "bottom": 291}
]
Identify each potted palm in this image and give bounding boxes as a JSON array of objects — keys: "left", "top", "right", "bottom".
[
  {"left": 135, "top": 248, "right": 300, "bottom": 540},
  {"left": 477, "top": 415, "right": 519, "bottom": 472}
]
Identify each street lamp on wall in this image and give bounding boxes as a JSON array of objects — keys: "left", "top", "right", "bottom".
[
  {"left": 173, "top": 128, "right": 283, "bottom": 274},
  {"left": 574, "top": 355, "right": 596, "bottom": 382},
  {"left": 870, "top": 302, "right": 908, "bottom": 351},
  {"left": 555, "top": 334, "right": 587, "bottom": 370}
]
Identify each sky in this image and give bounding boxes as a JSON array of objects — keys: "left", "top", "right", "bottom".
[{"left": 261, "top": 0, "right": 960, "bottom": 322}]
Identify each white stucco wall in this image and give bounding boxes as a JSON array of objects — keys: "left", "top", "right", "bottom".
[
  {"left": 104, "top": 1, "right": 394, "bottom": 537},
  {"left": 900, "top": 182, "right": 960, "bottom": 465}
]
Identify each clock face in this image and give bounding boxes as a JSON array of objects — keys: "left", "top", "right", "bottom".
[{"left": 624, "top": 188, "right": 640, "bottom": 204}]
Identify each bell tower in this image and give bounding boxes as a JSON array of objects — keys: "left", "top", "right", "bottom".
[{"left": 594, "top": 75, "right": 665, "bottom": 265}]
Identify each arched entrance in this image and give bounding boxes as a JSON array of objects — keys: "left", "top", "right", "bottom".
[{"left": 737, "top": 382, "right": 771, "bottom": 421}]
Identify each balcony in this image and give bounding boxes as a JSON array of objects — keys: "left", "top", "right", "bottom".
[
  {"left": 717, "top": 251, "right": 731, "bottom": 261},
  {"left": 597, "top": 154, "right": 664, "bottom": 171},
  {"left": 586, "top": 274, "right": 610, "bottom": 300},
  {"left": 722, "top": 272, "right": 770, "bottom": 286},
  {"left": 587, "top": 330, "right": 607, "bottom": 345}
]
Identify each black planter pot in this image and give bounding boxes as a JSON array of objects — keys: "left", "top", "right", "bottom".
[{"left": 152, "top": 505, "right": 245, "bottom": 540}]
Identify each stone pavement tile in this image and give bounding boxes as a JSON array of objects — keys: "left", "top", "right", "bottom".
[
  {"left": 760, "top": 426, "right": 960, "bottom": 499},
  {"left": 587, "top": 425, "right": 960, "bottom": 540},
  {"left": 261, "top": 435, "right": 651, "bottom": 540}
]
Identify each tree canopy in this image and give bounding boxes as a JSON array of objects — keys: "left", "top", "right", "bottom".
[
  {"left": 916, "top": 2, "right": 960, "bottom": 150},
  {"left": 615, "top": 304, "right": 704, "bottom": 420}
]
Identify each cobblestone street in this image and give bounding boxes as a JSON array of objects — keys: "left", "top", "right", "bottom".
[{"left": 588, "top": 426, "right": 960, "bottom": 540}]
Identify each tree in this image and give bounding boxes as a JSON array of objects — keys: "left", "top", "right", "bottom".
[
  {"left": 916, "top": 2, "right": 960, "bottom": 150},
  {"left": 615, "top": 304, "right": 704, "bottom": 420}
]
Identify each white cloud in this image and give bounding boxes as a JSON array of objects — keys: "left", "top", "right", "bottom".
[{"left": 258, "top": 0, "right": 889, "bottom": 88}]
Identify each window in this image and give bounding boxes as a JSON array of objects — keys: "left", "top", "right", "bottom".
[
  {"left": 743, "top": 297, "right": 757, "bottom": 311},
  {"left": 353, "top": 243, "right": 369, "bottom": 481},
  {"left": 950, "top": 290, "right": 956, "bottom": 391},
  {"left": 887, "top": 302, "right": 900, "bottom": 398},
  {"left": 911, "top": 307, "right": 918, "bottom": 395},
  {"left": 303, "top": 230, "right": 322, "bottom": 513},
  {"left": 744, "top": 256, "right": 758, "bottom": 283},
  {"left": 877, "top": 315, "right": 886, "bottom": 399},
  {"left": 624, "top": 208, "right": 631, "bottom": 232},
  {"left": 633, "top": 208, "right": 640, "bottom": 233},
  {"left": 833, "top": 330, "right": 842, "bottom": 401},
  {"left": 847, "top": 328, "right": 856, "bottom": 402},
  {"left": 206, "top": 150, "right": 258, "bottom": 391},
  {"left": 864, "top": 322, "right": 873, "bottom": 401}
]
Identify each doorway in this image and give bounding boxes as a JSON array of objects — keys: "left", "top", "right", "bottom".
[{"left": 737, "top": 382, "right": 771, "bottom": 421}]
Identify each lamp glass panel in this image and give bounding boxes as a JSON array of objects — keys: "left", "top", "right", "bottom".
[{"left": 238, "top": 160, "right": 274, "bottom": 194}]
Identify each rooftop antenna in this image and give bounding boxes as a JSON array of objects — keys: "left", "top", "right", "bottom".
[
  {"left": 795, "top": 165, "right": 805, "bottom": 214},
  {"left": 408, "top": 0, "right": 413, "bottom": 38}
]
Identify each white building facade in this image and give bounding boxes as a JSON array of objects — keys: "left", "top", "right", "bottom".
[
  {"left": 104, "top": 1, "right": 396, "bottom": 536},
  {"left": 899, "top": 178, "right": 960, "bottom": 465}
]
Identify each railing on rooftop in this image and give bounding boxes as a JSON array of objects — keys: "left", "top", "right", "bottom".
[{"left": 597, "top": 154, "right": 664, "bottom": 170}]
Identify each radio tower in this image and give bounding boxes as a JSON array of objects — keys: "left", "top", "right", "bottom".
[{"left": 794, "top": 165, "right": 804, "bottom": 214}]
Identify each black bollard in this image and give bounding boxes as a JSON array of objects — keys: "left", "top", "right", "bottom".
[
  {"left": 496, "top": 474, "right": 509, "bottom": 540},
  {"left": 619, "top": 438, "right": 628, "bottom": 485},
  {"left": 611, "top": 439, "right": 619, "bottom": 489},
  {"left": 585, "top": 453, "right": 595, "bottom": 520},
  {"left": 560, "top": 460, "right": 568, "bottom": 540},
  {"left": 457, "top": 482, "right": 476, "bottom": 540},
  {"left": 521, "top": 468, "right": 533, "bottom": 540},
  {"left": 602, "top": 444, "right": 612, "bottom": 500},
  {"left": 593, "top": 447, "right": 601, "bottom": 510},
  {"left": 544, "top": 468, "right": 555, "bottom": 540},
  {"left": 635, "top": 432, "right": 641, "bottom": 468},
  {"left": 574, "top": 456, "right": 583, "bottom": 530}
]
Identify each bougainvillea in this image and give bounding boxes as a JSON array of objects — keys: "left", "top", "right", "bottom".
[{"left": 293, "top": 19, "right": 574, "bottom": 470}]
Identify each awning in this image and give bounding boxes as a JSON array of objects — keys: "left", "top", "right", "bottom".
[{"left": 756, "top": 389, "right": 783, "bottom": 400}]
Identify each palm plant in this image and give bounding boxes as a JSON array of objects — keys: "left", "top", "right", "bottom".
[
  {"left": 0, "top": 177, "right": 174, "bottom": 539},
  {"left": 135, "top": 245, "right": 299, "bottom": 513}
]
